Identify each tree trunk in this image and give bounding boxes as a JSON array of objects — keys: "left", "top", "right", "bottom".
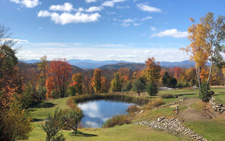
[
  {"left": 207, "top": 59, "right": 213, "bottom": 89},
  {"left": 196, "top": 67, "right": 202, "bottom": 96}
]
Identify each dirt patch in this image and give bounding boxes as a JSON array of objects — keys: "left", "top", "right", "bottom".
[{"left": 177, "top": 98, "right": 211, "bottom": 121}]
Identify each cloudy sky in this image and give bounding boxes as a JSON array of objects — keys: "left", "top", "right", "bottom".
[{"left": 1, "top": 0, "right": 225, "bottom": 62}]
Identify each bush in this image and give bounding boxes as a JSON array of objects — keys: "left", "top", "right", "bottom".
[
  {"left": 159, "top": 93, "right": 174, "bottom": 99},
  {"left": 146, "top": 82, "right": 158, "bottom": 96},
  {"left": 60, "top": 109, "right": 83, "bottom": 134},
  {"left": 103, "top": 114, "right": 131, "bottom": 128},
  {"left": 126, "top": 105, "right": 139, "bottom": 114},
  {"left": 0, "top": 105, "right": 32, "bottom": 141},
  {"left": 144, "top": 98, "right": 164, "bottom": 110},
  {"left": 40, "top": 108, "right": 66, "bottom": 141},
  {"left": 199, "top": 82, "right": 212, "bottom": 102}
]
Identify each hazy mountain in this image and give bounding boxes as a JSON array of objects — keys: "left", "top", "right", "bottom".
[
  {"left": 99, "top": 63, "right": 145, "bottom": 70},
  {"left": 98, "top": 60, "right": 210, "bottom": 70},
  {"left": 20, "top": 59, "right": 210, "bottom": 70},
  {"left": 17, "top": 61, "right": 83, "bottom": 74},
  {"left": 67, "top": 59, "right": 129, "bottom": 69},
  {"left": 21, "top": 59, "right": 130, "bottom": 69}
]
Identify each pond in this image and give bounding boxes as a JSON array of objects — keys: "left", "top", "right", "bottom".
[{"left": 77, "top": 100, "right": 135, "bottom": 128}]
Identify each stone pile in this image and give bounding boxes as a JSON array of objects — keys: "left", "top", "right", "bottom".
[
  {"left": 136, "top": 117, "right": 207, "bottom": 141},
  {"left": 158, "top": 87, "right": 176, "bottom": 91},
  {"left": 209, "top": 97, "right": 225, "bottom": 114}
]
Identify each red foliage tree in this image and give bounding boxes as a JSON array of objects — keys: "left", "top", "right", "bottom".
[{"left": 47, "top": 58, "right": 72, "bottom": 98}]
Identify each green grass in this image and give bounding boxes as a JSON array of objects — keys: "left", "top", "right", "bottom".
[
  {"left": 185, "top": 121, "right": 225, "bottom": 141},
  {"left": 29, "top": 122, "right": 189, "bottom": 141},
  {"left": 29, "top": 97, "right": 70, "bottom": 120},
  {"left": 28, "top": 88, "right": 225, "bottom": 141}
]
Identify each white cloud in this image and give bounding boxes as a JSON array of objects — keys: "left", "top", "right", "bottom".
[
  {"left": 49, "top": 3, "right": 73, "bottom": 12},
  {"left": 86, "top": 0, "right": 97, "bottom": 3},
  {"left": 152, "top": 29, "right": 189, "bottom": 38},
  {"left": 137, "top": 3, "right": 161, "bottom": 12},
  {"left": 38, "top": 10, "right": 52, "bottom": 17},
  {"left": 133, "top": 23, "right": 141, "bottom": 26},
  {"left": 86, "top": 6, "right": 103, "bottom": 12},
  {"left": 10, "top": 0, "right": 40, "bottom": 8},
  {"left": 106, "top": 11, "right": 116, "bottom": 15},
  {"left": 38, "top": 11, "right": 101, "bottom": 25},
  {"left": 16, "top": 41, "right": 190, "bottom": 62},
  {"left": 121, "top": 18, "right": 134, "bottom": 27},
  {"left": 1, "top": 38, "right": 28, "bottom": 43},
  {"left": 102, "top": 0, "right": 126, "bottom": 7},
  {"left": 116, "top": 5, "right": 129, "bottom": 9},
  {"left": 150, "top": 27, "right": 156, "bottom": 31},
  {"left": 141, "top": 16, "right": 152, "bottom": 21}
]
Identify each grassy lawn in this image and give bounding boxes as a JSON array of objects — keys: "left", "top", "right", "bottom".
[
  {"left": 185, "top": 121, "right": 225, "bottom": 141},
  {"left": 29, "top": 122, "right": 189, "bottom": 141},
  {"left": 28, "top": 87, "right": 225, "bottom": 141},
  {"left": 29, "top": 97, "right": 70, "bottom": 120}
]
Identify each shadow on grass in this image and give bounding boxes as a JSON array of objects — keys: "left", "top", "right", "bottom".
[
  {"left": 69, "top": 131, "right": 98, "bottom": 137},
  {"left": 32, "top": 118, "right": 48, "bottom": 122},
  {"left": 32, "top": 102, "right": 56, "bottom": 108},
  {"left": 175, "top": 93, "right": 196, "bottom": 97}
]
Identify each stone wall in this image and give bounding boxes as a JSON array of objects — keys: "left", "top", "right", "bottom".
[
  {"left": 209, "top": 97, "right": 225, "bottom": 114},
  {"left": 136, "top": 117, "right": 207, "bottom": 141}
]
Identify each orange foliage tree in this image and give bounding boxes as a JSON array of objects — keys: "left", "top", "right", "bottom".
[
  {"left": 47, "top": 58, "right": 72, "bottom": 98},
  {"left": 71, "top": 73, "right": 83, "bottom": 95}
]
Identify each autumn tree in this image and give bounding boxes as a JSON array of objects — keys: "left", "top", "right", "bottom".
[
  {"left": 38, "top": 55, "right": 49, "bottom": 86},
  {"left": 72, "top": 73, "right": 83, "bottom": 95},
  {"left": 132, "top": 78, "right": 146, "bottom": 96},
  {"left": 110, "top": 72, "right": 122, "bottom": 92},
  {"left": 101, "top": 77, "right": 106, "bottom": 93},
  {"left": 201, "top": 13, "right": 225, "bottom": 87},
  {"left": 83, "top": 74, "right": 93, "bottom": 94},
  {"left": 144, "top": 57, "right": 161, "bottom": 83},
  {"left": 92, "top": 69, "right": 102, "bottom": 94},
  {"left": 47, "top": 59, "right": 72, "bottom": 98}
]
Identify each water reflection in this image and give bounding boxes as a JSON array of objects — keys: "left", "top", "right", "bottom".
[{"left": 77, "top": 100, "right": 134, "bottom": 128}]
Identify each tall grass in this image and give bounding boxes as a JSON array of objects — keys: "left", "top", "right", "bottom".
[
  {"left": 103, "top": 114, "right": 131, "bottom": 128},
  {"left": 144, "top": 98, "right": 164, "bottom": 110},
  {"left": 67, "top": 94, "right": 149, "bottom": 105}
]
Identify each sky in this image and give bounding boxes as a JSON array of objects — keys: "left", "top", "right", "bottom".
[{"left": 1, "top": 0, "right": 225, "bottom": 62}]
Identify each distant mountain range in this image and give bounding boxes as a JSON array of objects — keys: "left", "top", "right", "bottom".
[
  {"left": 20, "top": 59, "right": 209, "bottom": 70},
  {"left": 20, "top": 59, "right": 130, "bottom": 69}
]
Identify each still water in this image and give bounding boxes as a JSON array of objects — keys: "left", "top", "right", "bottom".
[{"left": 77, "top": 100, "right": 134, "bottom": 128}]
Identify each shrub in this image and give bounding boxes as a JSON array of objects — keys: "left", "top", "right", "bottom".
[
  {"left": 103, "top": 114, "right": 131, "bottom": 128},
  {"left": 126, "top": 105, "right": 139, "bottom": 114},
  {"left": 144, "top": 98, "right": 164, "bottom": 110},
  {"left": 60, "top": 109, "right": 83, "bottom": 134},
  {"left": 0, "top": 105, "right": 32, "bottom": 141},
  {"left": 199, "top": 82, "right": 212, "bottom": 102},
  {"left": 146, "top": 82, "right": 158, "bottom": 96},
  {"left": 159, "top": 93, "right": 174, "bottom": 99},
  {"left": 40, "top": 108, "right": 66, "bottom": 141}
]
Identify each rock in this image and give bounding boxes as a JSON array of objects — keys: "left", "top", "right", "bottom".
[
  {"left": 136, "top": 117, "right": 207, "bottom": 141},
  {"left": 157, "top": 116, "right": 165, "bottom": 122}
]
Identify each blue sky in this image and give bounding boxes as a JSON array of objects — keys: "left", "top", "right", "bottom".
[{"left": 1, "top": 0, "right": 225, "bottom": 62}]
